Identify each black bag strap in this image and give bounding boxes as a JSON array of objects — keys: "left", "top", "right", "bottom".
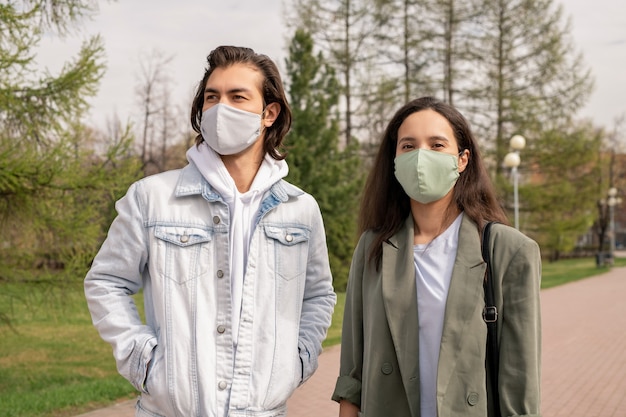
[{"left": 482, "top": 221, "right": 502, "bottom": 417}]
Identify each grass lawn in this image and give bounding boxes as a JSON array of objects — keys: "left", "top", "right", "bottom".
[
  {"left": 323, "top": 291, "right": 345, "bottom": 348},
  {"left": 1, "top": 256, "right": 624, "bottom": 416},
  {"left": 541, "top": 256, "right": 626, "bottom": 289},
  {"left": 0, "top": 283, "right": 139, "bottom": 417}
]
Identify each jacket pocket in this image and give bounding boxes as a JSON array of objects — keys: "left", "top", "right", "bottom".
[
  {"left": 138, "top": 338, "right": 178, "bottom": 417},
  {"left": 263, "top": 224, "right": 310, "bottom": 281},
  {"left": 153, "top": 225, "right": 212, "bottom": 283},
  {"left": 144, "top": 343, "right": 163, "bottom": 397}
]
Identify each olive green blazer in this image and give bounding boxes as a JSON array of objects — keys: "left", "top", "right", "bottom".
[{"left": 332, "top": 214, "right": 542, "bottom": 417}]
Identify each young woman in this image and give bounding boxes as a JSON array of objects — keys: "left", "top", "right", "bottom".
[{"left": 332, "top": 97, "right": 541, "bottom": 417}]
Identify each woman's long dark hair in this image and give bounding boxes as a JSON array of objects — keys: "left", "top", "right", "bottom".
[{"left": 359, "top": 96, "right": 508, "bottom": 268}]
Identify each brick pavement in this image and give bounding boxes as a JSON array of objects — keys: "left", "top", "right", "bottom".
[
  {"left": 75, "top": 265, "right": 626, "bottom": 417},
  {"left": 540, "top": 264, "right": 626, "bottom": 416}
]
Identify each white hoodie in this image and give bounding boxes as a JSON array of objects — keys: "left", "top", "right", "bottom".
[{"left": 186, "top": 143, "right": 289, "bottom": 345}]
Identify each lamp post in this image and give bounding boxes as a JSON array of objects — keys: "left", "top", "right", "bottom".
[
  {"left": 606, "top": 187, "right": 623, "bottom": 264},
  {"left": 503, "top": 135, "right": 526, "bottom": 230}
]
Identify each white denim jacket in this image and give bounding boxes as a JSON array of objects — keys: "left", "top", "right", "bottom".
[{"left": 84, "top": 163, "right": 336, "bottom": 417}]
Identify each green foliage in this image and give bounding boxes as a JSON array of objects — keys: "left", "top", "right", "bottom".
[
  {"left": 522, "top": 123, "right": 602, "bottom": 260},
  {"left": 0, "top": 1, "right": 143, "bottom": 288},
  {"left": 287, "top": 0, "right": 375, "bottom": 146},
  {"left": 1, "top": 2, "right": 105, "bottom": 143},
  {"left": 284, "top": 29, "right": 364, "bottom": 291},
  {"left": 0, "top": 126, "right": 142, "bottom": 281}
]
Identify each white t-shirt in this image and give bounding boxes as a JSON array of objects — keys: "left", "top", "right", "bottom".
[{"left": 413, "top": 213, "right": 463, "bottom": 417}]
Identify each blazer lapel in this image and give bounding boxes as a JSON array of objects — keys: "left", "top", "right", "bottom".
[
  {"left": 382, "top": 216, "right": 420, "bottom": 416},
  {"left": 436, "top": 215, "right": 487, "bottom": 398}
]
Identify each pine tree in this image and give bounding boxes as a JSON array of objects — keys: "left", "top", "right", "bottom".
[{"left": 284, "top": 29, "right": 364, "bottom": 291}]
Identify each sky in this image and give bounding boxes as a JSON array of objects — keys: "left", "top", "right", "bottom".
[{"left": 36, "top": 0, "right": 626, "bottom": 132}]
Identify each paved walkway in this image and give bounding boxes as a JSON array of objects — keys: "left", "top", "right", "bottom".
[{"left": 76, "top": 265, "right": 626, "bottom": 417}]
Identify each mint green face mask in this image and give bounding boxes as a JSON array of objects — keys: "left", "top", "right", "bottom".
[{"left": 394, "top": 149, "right": 460, "bottom": 204}]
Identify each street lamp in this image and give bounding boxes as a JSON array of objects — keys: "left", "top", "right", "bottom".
[
  {"left": 607, "top": 187, "right": 622, "bottom": 264},
  {"left": 503, "top": 135, "right": 526, "bottom": 229}
]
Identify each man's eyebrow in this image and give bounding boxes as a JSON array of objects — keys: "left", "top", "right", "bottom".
[{"left": 204, "top": 87, "right": 253, "bottom": 94}]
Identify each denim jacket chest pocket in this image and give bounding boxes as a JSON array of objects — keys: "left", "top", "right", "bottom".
[
  {"left": 153, "top": 225, "right": 213, "bottom": 284},
  {"left": 264, "top": 225, "right": 310, "bottom": 281}
]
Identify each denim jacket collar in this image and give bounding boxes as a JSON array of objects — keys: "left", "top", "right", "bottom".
[{"left": 173, "top": 162, "right": 304, "bottom": 203}]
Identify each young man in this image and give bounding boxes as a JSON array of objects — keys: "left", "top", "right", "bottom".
[{"left": 84, "top": 46, "right": 336, "bottom": 417}]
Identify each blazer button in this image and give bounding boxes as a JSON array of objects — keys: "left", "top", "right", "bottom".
[
  {"left": 381, "top": 362, "right": 393, "bottom": 375},
  {"left": 213, "top": 216, "right": 221, "bottom": 224},
  {"left": 467, "top": 392, "right": 479, "bottom": 406}
]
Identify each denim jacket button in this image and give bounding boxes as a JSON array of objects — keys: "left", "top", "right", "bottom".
[
  {"left": 218, "top": 380, "right": 227, "bottom": 390},
  {"left": 213, "top": 216, "right": 221, "bottom": 224},
  {"left": 217, "top": 325, "right": 226, "bottom": 334},
  {"left": 216, "top": 270, "right": 224, "bottom": 278},
  {"left": 285, "top": 234, "right": 293, "bottom": 242},
  {"left": 180, "top": 234, "right": 189, "bottom": 243}
]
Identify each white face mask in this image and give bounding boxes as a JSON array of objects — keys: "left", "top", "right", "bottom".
[{"left": 200, "top": 103, "right": 263, "bottom": 155}]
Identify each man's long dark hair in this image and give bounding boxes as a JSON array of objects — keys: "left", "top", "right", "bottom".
[{"left": 190, "top": 46, "right": 292, "bottom": 160}]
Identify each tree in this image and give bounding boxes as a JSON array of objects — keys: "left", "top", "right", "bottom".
[
  {"left": 288, "top": 0, "right": 374, "bottom": 146},
  {"left": 0, "top": 1, "right": 141, "bottom": 290},
  {"left": 370, "top": 0, "right": 484, "bottom": 107},
  {"left": 134, "top": 49, "right": 183, "bottom": 175},
  {"left": 360, "top": 0, "right": 435, "bottom": 154},
  {"left": 522, "top": 122, "right": 601, "bottom": 260},
  {"left": 592, "top": 116, "right": 626, "bottom": 254},
  {"left": 365, "top": 0, "right": 485, "bottom": 148},
  {"left": 370, "top": 0, "right": 433, "bottom": 103},
  {"left": 284, "top": 29, "right": 364, "bottom": 291},
  {"left": 426, "top": 0, "right": 488, "bottom": 108},
  {"left": 476, "top": 0, "right": 594, "bottom": 171},
  {"left": 0, "top": 2, "right": 104, "bottom": 144}
]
